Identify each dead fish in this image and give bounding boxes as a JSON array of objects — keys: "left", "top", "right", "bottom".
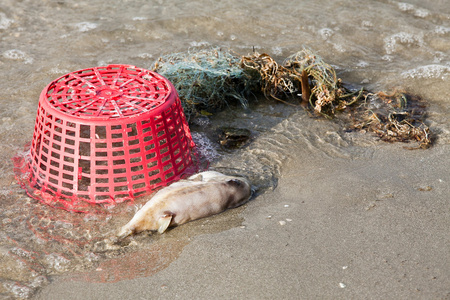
[{"left": 117, "top": 171, "right": 252, "bottom": 238}]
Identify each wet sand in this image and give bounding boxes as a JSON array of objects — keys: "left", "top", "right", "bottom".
[
  {"left": 1, "top": 0, "right": 449, "bottom": 298},
  {"left": 34, "top": 143, "right": 450, "bottom": 299}
]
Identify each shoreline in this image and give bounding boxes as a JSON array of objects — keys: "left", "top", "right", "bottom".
[{"left": 34, "top": 142, "right": 450, "bottom": 299}]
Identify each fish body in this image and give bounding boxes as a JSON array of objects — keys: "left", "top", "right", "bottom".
[{"left": 118, "top": 171, "right": 251, "bottom": 238}]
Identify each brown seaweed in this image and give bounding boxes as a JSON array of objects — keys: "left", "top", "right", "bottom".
[
  {"left": 349, "top": 91, "right": 432, "bottom": 149},
  {"left": 154, "top": 47, "right": 433, "bottom": 148},
  {"left": 240, "top": 49, "right": 432, "bottom": 148},
  {"left": 240, "top": 52, "right": 300, "bottom": 105}
]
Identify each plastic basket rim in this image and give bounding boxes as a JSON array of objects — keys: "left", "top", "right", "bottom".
[{"left": 40, "top": 64, "right": 176, "bottom": 123}]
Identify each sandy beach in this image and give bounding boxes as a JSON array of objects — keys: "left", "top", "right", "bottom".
[
  {"left": 34, "top": 142, "right": 450, "bottom": 299},
  {"left": 1, "top": 0, "right": 449, "bottom": 299}
]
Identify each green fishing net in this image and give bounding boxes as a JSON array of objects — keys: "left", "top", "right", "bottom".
[
  {"left": 152, "top": 48, "right": 257, "bottom": 120},
  {"left": 152, "top": 47, "right": 431, "bottom": 148}
]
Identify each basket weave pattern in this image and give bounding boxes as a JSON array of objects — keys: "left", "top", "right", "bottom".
[{"left": 24, "top": 65, "right": 194, "bottom": 209}]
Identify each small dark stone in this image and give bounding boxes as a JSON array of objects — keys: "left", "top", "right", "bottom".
[{"left": 217, "top": 127, "right": 251, "bottom": 149}]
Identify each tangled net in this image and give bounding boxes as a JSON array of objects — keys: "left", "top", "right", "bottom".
[
  {"left": 152, "top": 48, "right": 257, "bottom": 120},
  {"left": 350, "top": 91, "right": 432, "bottom": 149},
  {"left": 152, "top": 47, "right": 432, "bottom": 148},
  {"left": 241, "top": 48, "right": 360, "bottom": 116},
  {"left": 240, "top": 52, "right": 300, "bottom": 104}
]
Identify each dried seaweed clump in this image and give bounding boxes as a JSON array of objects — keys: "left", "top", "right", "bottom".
[
  {"left": 152, "top": 48, "right": 257, "bottom": 120},
  {"left": 240, "top": 49, "right": 431, "bottom": 148},
  {"left": 240, "top": 52, "right": 300, "bottom": 104},
  {"left": 241, "top": 48, "right": 358, "bottom": 116},
  {"left": 153, "top": 47, "right": 432, "bottom": 148},
  {"left": 284, "top": 49, "right": 341, "bottom": 109},
  {"left": 350, "top": 91, "right": 432, "bottom": 149},
  {"left": 284, "top": 49, "right": 362, "bottom": 116}
]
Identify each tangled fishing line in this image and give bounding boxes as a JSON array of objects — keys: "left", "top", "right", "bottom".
[{"left": 152, "top": 47, "right": 432, "bottom": 149}]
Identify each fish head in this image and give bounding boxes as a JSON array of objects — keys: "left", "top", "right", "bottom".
[
  {"left": 116, "top": 215, "right": 154, "bottom": 239},
  {"left": 117, "top": 226, "right": 133, "bottom": 240},
  {"left": 223, "top": 176, "right": 252, "bottom": 208}
]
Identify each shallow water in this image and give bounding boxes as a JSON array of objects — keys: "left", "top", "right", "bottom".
[{"left": 0, "top": 0, "right": 449, "bottom": 298}]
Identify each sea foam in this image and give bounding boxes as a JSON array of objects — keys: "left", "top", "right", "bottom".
[{"left": 401, "top": 64, "right": 450, "bottom": 80}]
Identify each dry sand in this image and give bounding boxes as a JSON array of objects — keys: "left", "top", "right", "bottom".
[{"left": 34, "top": 143, "right": 449, "bottom": 299}]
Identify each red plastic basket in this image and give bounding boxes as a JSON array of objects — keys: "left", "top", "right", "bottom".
[{"left": 19, "top": 65, "right": 195, "bottom": 211}]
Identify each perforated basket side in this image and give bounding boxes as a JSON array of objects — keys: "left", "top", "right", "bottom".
[{"left": 21, "top": 65, "right": 195, "bottom": 211}]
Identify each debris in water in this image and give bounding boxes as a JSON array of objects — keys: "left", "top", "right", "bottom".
[
  {"left": 152, "top": 48, "right": 257, "bottom": 120},
  {"left": 152, "top": 47, "right": 433, "bottom": 148},
  {"left": 241, "top": 47, "right": 350, "bottom": 115},
  {"left": 217, "top": 127, "right": 251, "bottom": 149},
  {"left": 240, "top": 52, "right": 298, "bottom": 105},
  {"left": 348, "top": 90, "right": 432, "bottom": 149}
]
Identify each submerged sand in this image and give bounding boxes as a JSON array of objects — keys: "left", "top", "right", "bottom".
[{"left": 34, "top": 143, "right": 449, "bottom": 299}]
